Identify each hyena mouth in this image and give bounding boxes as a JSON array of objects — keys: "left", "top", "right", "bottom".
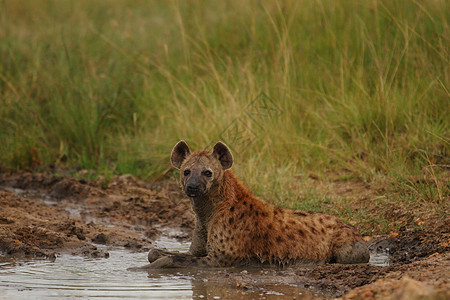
[{"left": 185, "top": 186, "right": 204, "bottom": 198}]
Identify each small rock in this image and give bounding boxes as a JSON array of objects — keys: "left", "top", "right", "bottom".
[{"left": 92, "top": 233, "right": 108, "bottom": 244}]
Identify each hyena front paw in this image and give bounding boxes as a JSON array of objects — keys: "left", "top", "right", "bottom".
[
  {"left": 148, "top": 249, "right": 163, "bottom": 263},
  {"left": 148, "top": 249, "right": 183, "bottom": 263},
  {"left": 148, "top": 256, "right": 175, "bottom": 268}
]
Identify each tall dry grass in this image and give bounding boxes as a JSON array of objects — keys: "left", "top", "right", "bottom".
[{"left": 1, "top": 0, "right": 448, "bottom": 212}]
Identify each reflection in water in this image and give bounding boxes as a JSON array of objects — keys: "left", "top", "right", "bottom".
[
  {"left": 0, "top": 250, "right": 194, "bottom": 299},
  {"left": 369, "top": 250, "right": 390, "bottom": 267},
  {"left": 189, "top": 279, "right": 313, "bottom": 299},
  {"left": 0, "top": 234, "right": 389, "bottom": 299},
  {"left": 0, "top": 251, "right": 312, "bottom": 299},
  {"left": 0, "top": 235, "right": 311, "bottom": 299},
  {"left": 144, "top": 268, "right": 314, "bottom": 300}
]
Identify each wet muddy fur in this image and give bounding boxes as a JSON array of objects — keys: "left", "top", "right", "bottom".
[{"left": 146, "top": 141, "right": 369, "bottom": 268}]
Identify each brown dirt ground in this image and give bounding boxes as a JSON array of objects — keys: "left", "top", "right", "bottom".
[
  {"left": 0, "top": 172, "right": 193, "bottom": 258},
  {"left": 0, "top": 171, "right": 448, "bottom": 299}
]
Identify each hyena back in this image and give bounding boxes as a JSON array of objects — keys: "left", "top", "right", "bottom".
[{"left": 146, "top": 141, "right": 369, "bottom": 268}]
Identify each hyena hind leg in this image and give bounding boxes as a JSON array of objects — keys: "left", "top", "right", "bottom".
[{"left": 331, "top": 240, "right": 370, "bottom": 264}]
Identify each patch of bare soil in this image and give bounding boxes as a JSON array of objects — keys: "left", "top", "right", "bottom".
[
  {"left": 294, "top": 229, "right": 449, "bottom": 298},
  {"left": 0, "top": 172, "right": 194, "bottom": 258},
  {"left": 0, "top": 171, "right": 448, "bottom": 299}
]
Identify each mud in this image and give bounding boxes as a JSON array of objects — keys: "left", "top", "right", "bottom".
[
  {"left": 0, "top": 172, "right": 193, "bottom": 259},
  {"left": 0, "top": 171, "right": 448, "bottom": 299}
]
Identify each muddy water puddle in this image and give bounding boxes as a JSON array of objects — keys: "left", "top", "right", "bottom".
[
  {"left": 0, "top": 250, "right": 193, "bottom": 299},
  {"left": 0, "top": 242, "right": 390, "bottom": 299},
  {"left": 0, "top": 229, "right": 389, "bottom": 299},
  {"left": 0, "top": 236, "right": 316, "bottom": 299},
  {"left": 368, "top": 250, "right": 390, "bottom": 267}
]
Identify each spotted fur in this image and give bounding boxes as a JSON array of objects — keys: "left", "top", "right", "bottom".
[{"left": 146, "top": 141, "right": 369, "bottom": 268}]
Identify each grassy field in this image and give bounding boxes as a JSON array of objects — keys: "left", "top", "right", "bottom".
[{"left": 0, "top": 0, "right": 448, "bottom": 233}]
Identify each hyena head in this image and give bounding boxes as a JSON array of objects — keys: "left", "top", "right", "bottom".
[{"left": 170, "top": 140, "right": 233, "bottom": 198}]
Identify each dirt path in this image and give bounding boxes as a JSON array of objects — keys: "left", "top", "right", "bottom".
[{"left": 0, "top": 172, "right": 448, "bottom": 299}]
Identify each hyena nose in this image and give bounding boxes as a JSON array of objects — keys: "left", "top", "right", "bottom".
[{"left": 186, "top": 183, "right": 202, "bottom": 197}]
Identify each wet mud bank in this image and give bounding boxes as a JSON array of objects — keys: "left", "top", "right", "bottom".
[
  {"left": 0, "top": 172, "right": 448, "bottom": 299},
  {"left": 0, "top": 172, "right": 194, "bottom": 259}
]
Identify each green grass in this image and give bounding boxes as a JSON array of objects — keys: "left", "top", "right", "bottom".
[{"left": 0, "top": 0, "right": 448, "bottom": 231}]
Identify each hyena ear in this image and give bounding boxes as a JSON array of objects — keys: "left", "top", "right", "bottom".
[
  {"left": 171, "top": 140, "right": 191, "bottom": 169},
  {"left": 212, "top": 141, "right": 233, "bottom": 170}
]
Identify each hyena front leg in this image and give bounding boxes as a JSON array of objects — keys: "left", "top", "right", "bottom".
[
  {"left": 147, "top": 236, "right": 207, "bottom": 263},
  {"left": 148, "top": 220, "right": 207, "bottom": 263},
  {"left": 147, "top": 253, "right": 216, "bottom": 268},
  {"left": 129, "top": 253, "right": 203, "bottom": 271},
  {"left": 147, "top": 248, "right": 183, "bottom": 263}
]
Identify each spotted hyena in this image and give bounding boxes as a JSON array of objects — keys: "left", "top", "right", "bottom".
[{"left": 146, "top": 141, "right": 369, "bottom": 268}]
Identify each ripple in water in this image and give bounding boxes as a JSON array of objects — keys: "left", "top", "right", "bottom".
[
  {"left": 0, "top": 249, "right": 194, "bottom": 299},
  {"left": 369, "top": 249, "right": 390, "bottom": 267},
  {"left": 1, "top": 234, "right": 385, "bottom": 299}
]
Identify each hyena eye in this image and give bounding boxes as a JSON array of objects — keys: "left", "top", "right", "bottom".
[
  {"left": 183, "top": 169, "right": 191, "bottom": 176},
  {"left": 202, "top": 170, "right": 213, "bottom": 177}
]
